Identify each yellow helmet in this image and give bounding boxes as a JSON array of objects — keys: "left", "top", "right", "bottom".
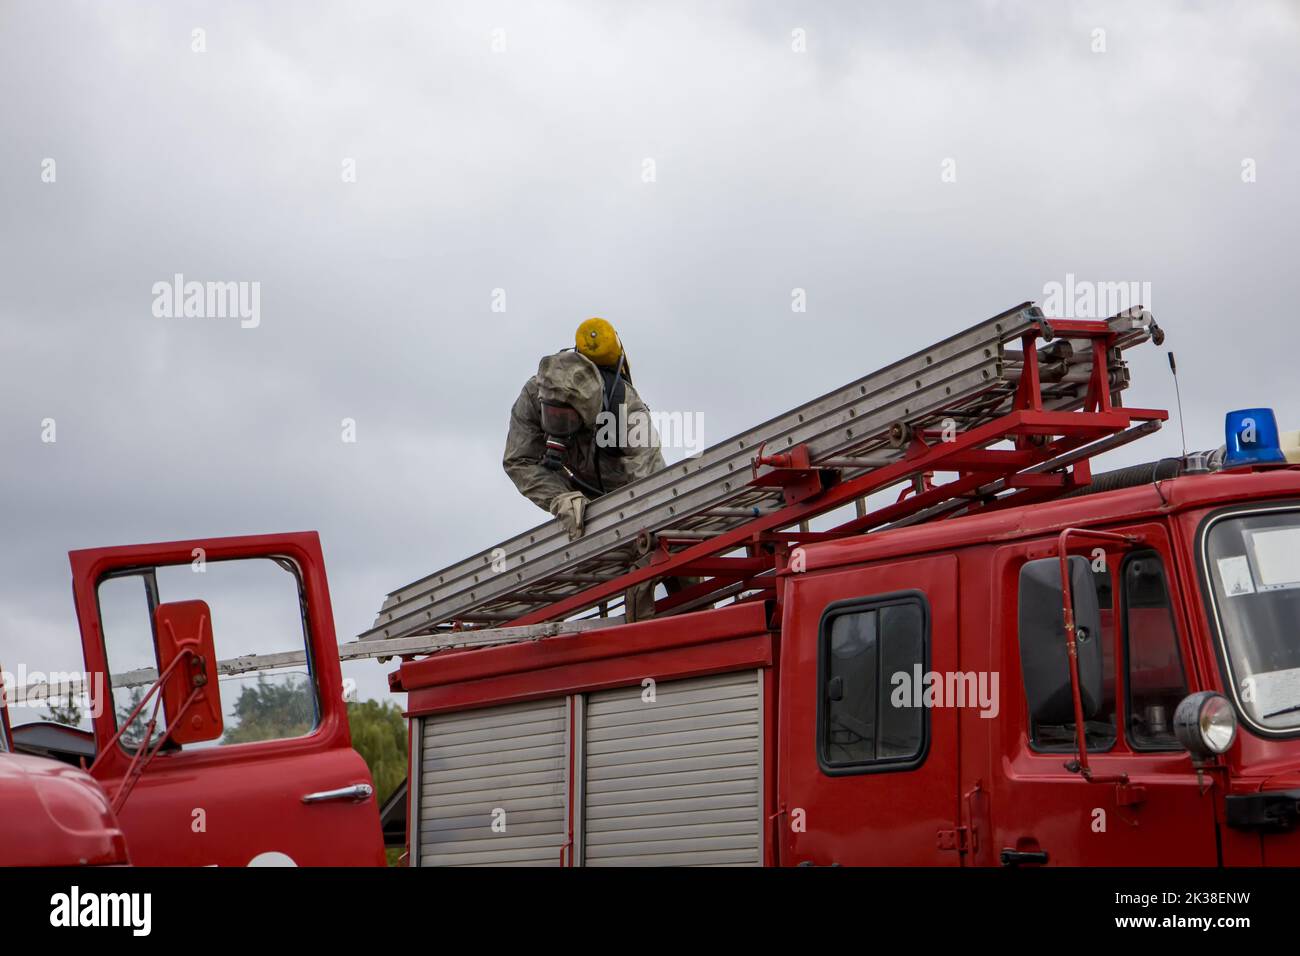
[{"left": 575, "top": 317, "right": 623, "bottom": 369}]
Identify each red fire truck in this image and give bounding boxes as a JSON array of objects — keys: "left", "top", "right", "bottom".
[
  {"left": 8, "top": 304, "right": 1299, "bottom": 867},
  {"left": 383, "top": 463, "right": 1300, "bottom": 867}
]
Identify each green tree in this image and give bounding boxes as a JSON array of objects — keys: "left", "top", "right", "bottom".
[
  {"left": 346, "top": 698, "right": 408, "bottom": 866},
  {"left": 223, "top": 673, "right": 314, "bottom": 744},
  {"left": 346, "top": 698, "right": 407, "bottom": 803}
]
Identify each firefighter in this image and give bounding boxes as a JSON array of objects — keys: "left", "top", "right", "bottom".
[{"left": 503, "top": 318, "right": 665, "bottom": 620}]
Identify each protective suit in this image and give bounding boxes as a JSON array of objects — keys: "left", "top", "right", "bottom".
[
  {"left": 502, "top": 351, "right": 664, "bottom": 511},
  {"left": 503, "top": 332, "right": 667, "bottom": 621}
]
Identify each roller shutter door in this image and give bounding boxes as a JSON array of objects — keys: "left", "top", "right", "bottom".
[
  {"left": 582, "top": 670, "right": 762, "bottom": 866},
  {"left": 416, "top": 697, "right": 568, "bottom": 867}
]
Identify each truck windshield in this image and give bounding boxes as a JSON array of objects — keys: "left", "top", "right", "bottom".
[{"left": 1202, "top": 506, "right": 1300, "bottom": 733}]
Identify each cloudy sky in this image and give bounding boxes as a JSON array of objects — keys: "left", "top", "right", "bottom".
[{"left": 2, "top": 0, "right": 1298, "bottom": 717}]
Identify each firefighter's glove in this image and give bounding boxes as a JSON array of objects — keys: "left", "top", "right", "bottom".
[{"left": 549, "top": 491, "right": 588, "bottom": 541}]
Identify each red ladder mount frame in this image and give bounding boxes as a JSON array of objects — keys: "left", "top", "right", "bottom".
[{"left": 506, "top": 317, "right": 1167, "bottom": 627}]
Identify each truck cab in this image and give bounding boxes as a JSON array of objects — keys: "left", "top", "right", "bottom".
[{"left": 780, "top": 461, "right": 1300, "bottom": 866}]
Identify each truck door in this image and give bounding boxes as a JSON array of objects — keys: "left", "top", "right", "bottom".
[
  {"left": 69, "top": 532, "right": 385, "bottom": 867},
  {"left": 995, "top": 523, "right": 1220, "bottom": 865},
  {"left": 779, "top": 553, "right": 962, "bottom": 865}
]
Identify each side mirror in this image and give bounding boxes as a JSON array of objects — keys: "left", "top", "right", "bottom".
[
  {"left": 1017, "top": 555, "right": 1104, "bottom": 724},
  {"left": 153, "top": 600, "right": 224, "bottom": 745}
]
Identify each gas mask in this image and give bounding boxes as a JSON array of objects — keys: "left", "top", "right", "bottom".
[{"left": 540, "top": 400, "right": 583, "bottom": 472}]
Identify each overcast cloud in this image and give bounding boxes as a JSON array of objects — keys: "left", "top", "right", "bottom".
[{"left": 2, "top": 0, "right": 1298, "bottom": 714}]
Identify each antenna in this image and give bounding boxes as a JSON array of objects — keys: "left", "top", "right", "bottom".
[{"left": 1168, "top": 352, "right": 1188, "bottom": 458}]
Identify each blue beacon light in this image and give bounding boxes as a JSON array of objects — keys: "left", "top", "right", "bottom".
[{"left": 1223, "top": 408, "right": 1286, "bottom": 467}]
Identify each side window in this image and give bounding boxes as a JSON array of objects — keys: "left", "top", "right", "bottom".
[
  {"left": 1027, "top": 564, "right": 1117, "bottom": 753},
  {"left": 818, "top": 594, "right": 928, "bottom": 773},
  {"left": 97, "top": 557, "right": 318, "bottom": 752},
  {"left": 1123, "top": 551, "right": 1189, "bottom": 749}
]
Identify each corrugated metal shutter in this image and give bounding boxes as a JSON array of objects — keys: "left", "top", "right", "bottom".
[
  {"left": 582, "top": 670, "right": 762, "bottom": 866},
  {"left": 417, "top": 697, "right": 568, "bottom": 867}
]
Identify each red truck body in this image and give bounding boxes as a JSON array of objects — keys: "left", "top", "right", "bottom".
[{"left": 392, "top": 465, "right": 1300, "bottom": 866}]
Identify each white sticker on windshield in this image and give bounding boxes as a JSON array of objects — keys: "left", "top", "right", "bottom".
[
  {"left": 1245, "top": 527, "right": 1300, "bottom": 592},
  {"left": 1217, "top": 555, "right": 1256, "bottom": 597},
  {"left": 1251, "top": 667, "right": 1300, "bottom": 721}
]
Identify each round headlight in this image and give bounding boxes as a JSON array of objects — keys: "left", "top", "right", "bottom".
[{"left": 1174, "top": 691, "right": 1238, "bottom": 759}]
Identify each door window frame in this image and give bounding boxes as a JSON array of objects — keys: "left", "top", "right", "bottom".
[
  {"left": 815, "top": 589, "right": 931, "bottom": 777},
  {"left": 94, "top": 556, "right": 322, "bottom": 757}
]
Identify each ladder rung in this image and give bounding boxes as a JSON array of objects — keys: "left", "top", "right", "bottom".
[
  {"left": 699, "top": 506, "right": 782, "bottom": 518},
  {"left": 547, "top": 574, "right": 611, "bottom": 585},
  {"left": 656, "top": 529, "right": 724, "bottom": 541},
  {"left": 818, "top": 454, "right": 900, "bottom": 469},
  {"left": 495, "top": 591, "right": 571, "bottom": 604}
]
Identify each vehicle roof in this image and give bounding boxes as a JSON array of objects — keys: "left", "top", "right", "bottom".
[{"left": 796, "top": 466, "right": 1300, "bottom": 574}]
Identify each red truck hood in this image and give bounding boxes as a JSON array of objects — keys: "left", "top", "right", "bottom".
[{"left": 0, "top": 752, "right": 128, "bottom": 866}]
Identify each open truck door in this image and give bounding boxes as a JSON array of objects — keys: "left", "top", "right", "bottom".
[{"left": 69, "top": 532, "right": 385, "bottom": 867}]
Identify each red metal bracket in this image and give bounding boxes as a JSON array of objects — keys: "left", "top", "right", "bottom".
[{"left": 750, "top": 442, "right": 837, "bottom": 505}]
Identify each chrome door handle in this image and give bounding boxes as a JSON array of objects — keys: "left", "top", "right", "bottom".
[{"left": 302, "top": 783, "right": 374, "bottom": 804}]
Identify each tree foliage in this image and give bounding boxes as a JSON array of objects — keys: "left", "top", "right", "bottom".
[
  {"left": 346, "top": 698, "right": 407, "bottom": 803},
  {"left": 223, "top": 674, "right": 314, "bottom": 745}
]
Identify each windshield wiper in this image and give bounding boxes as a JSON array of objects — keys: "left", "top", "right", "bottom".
[{"left": 1262, "top": 703, "right": 1300, "bottom": 719}]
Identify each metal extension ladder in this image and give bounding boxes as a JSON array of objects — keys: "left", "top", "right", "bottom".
[{"left": 360, "top": 302, "right": 1166, "bottom": 646}]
